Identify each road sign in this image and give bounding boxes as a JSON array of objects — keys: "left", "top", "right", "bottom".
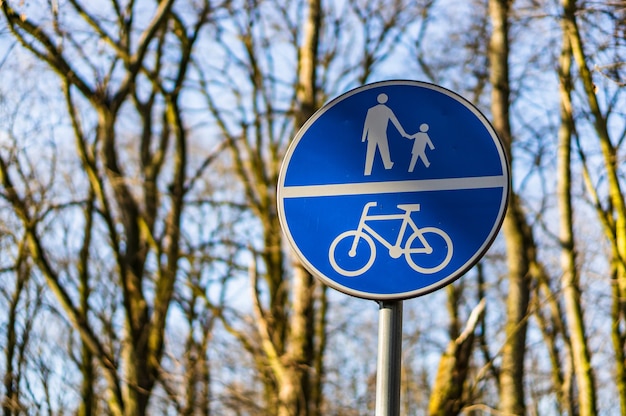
[{"left": 277, "top": 80, "right": 509, "bottom": 300}]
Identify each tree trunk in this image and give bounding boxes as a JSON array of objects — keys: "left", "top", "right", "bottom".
[
  {"left": 77, "top": 190, "right": 96, "bottom": 416},
  {"left": 556, "top": 7, "right": 597, "bottom": 413},
  {"left": 277, "top": 1, "right": 324, "bottom": 414},
  {"left": 560, "top": 0, "right": 626, "bottom": 411},
  {"left": 428, "top": 299, "right": 485, "bottom": 415},
  {"left": 488, "top": 0, "right": 533, "bottom": 413}
]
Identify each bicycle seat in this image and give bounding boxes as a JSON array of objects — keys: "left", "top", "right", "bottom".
[{"left": 397, "top": 203, "right": 420, "bottom": 212}]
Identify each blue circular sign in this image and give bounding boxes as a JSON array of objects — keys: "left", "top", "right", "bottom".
[{"left": 277, "top": 80, "right": 510, "bottom": 300}]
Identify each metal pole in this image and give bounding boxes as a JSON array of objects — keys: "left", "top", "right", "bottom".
[{"left": 375, "top": 300, "right": 403, "bottom": 416}]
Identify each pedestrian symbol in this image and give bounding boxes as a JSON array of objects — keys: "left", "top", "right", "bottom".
[
  {"left": 408, "top": 123, "right": 435, "bottom": 171},
  {"left": 362, "top": 93, "right": 411, "bottom": 175},
  {"left": 278, "top": 80, "right": 509, "bottom": 300},
  {"left": 361, "top": 94, "right": 437, "bottom": 175}
]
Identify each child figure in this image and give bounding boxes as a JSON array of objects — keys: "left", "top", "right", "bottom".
[{"left": 408, "top": 123, "right": 435, "bottom": 172}]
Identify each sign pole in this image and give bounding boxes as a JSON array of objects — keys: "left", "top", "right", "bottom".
[{"left": 375, "top": 300, "right": 403, "bottom": 416}]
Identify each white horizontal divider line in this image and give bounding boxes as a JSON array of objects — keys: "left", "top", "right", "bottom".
[{"left": 280, "top": 175, "right": 507, "bottom": 198}]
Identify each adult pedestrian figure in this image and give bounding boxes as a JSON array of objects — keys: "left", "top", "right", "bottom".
[
  {"left": 408, "top": 123, "right": 435, "bottom": 172},
  {"left": 361, "top": 93, "right": 410, "bottom": 176}
]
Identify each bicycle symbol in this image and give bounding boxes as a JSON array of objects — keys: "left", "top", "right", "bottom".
[{"left": 328, "top": 202, "right": 453, "bottom": 277}]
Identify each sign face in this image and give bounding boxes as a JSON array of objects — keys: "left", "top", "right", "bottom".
[{"left": 277, "top": 80, "right": 509, "bottom": 300}]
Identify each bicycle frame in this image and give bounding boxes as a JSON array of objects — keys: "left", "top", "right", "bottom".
[{"left": 349, "top": 202, "right": 422, "bottom": 258}]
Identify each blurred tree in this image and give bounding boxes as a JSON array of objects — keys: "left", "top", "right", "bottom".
[
  {"left": 0, "top": 1, "right": 222, "bottom": 414},
  {"left": 488, "top": 0, "right": 535, "bottom": 413},
  {"left": 0, "top": 227, "right": 43, "bottom": 416},
  {"left": 0, "top": 0, "right": 624, "bottom": 414},
  {"left": 560, "top": 0, "right": 626, "bottom": 412},
  {"left": 428, "top": 292, "right": 485, "bottom": 415},
  {"left": 556, "top": 0, "right": 597, "bottom": 412}
]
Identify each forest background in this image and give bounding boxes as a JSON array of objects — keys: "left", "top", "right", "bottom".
[{"left": 0, "top": 0, "right": 625, "bottom": 415}]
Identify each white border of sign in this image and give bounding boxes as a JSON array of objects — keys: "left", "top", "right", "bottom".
[{"left": 277, "top": 80, "right": 510, "bottom": 300}]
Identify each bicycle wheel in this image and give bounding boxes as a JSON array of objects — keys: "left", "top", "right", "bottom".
[
  {"left": 328, "top": 231, "right": 376, "bottom": 277},
  {"left": 405, "top": 227, "right": 453, "bottom": 274}
]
